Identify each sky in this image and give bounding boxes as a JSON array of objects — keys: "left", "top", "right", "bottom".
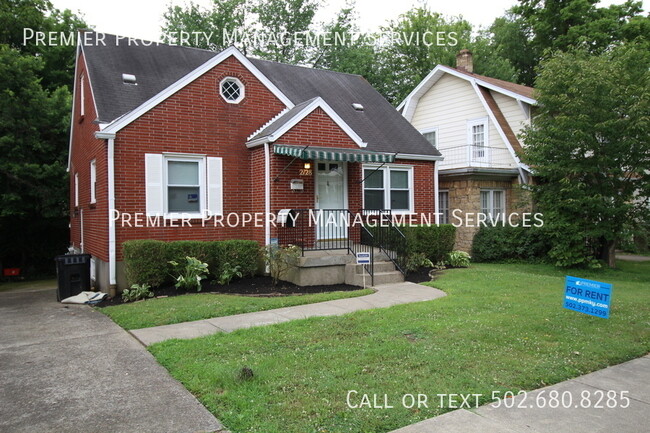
[{"left": 49, "top": 0, "right": 648, "bottom": 42}]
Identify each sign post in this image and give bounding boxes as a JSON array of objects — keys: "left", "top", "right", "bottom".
[
  {"left": 563, "top": 276, "right": 612, "bottom": 319},
  {"left": 356, "top": 252, "right": 371, "bottom": 289}
]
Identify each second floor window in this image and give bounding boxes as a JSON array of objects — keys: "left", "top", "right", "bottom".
[{"left": 468, "top": 118, "right": 488, "bottom": 161}]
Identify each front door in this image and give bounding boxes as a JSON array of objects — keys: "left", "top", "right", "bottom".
[{"left": 315, "top": 162, "right": 346, "bottom": 240}]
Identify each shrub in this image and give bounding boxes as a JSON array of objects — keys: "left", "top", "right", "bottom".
[
  {"left": 121, "top": 283, "right": 154, "bottom": 302},
  {"left": 400, "top": 224, "right": 456, "bottom": 264},
  {"left": 447, "top": 251, "right": 471, "bottom": 268},
  {"left": 211, "top": 240, "right": 260, "bottom": 277},
  {"left": 169, "top": 256, "right": 209, "bottom": 292},
  {"left": 264, "top": 244, "right": 300, "bottom": 286},
  {"left": 218, "top": 263, "right": 242, "bottom": 285},
  {"left": 405, "top": 252, "right": 434, "bottom": 272},
  {"left": 123, "top": 239, "right": 260, "bottom": 287},
  {"left": 123, "top": 240, "right": 168, "bottom": 287},
  {"left": 472, "top": 225, "right": 550, "bottom": 263}
]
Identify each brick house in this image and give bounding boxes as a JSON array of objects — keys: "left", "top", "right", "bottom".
[
  {"left": 398, "top": 50, "right": 536, "bottom": 251},
  {"left": 68, "top": 32, "right": 442, "bottom": 292}
]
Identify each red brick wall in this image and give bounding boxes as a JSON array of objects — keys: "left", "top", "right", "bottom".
[
  {"left": 69, "top": 51, "right": 109, "bottom": 261},
  {"left": 274, "top": 108, "right": 360, "bottom": 149},
  {"left": 113, "top": 55, "right": 286, "bottom": 260}
]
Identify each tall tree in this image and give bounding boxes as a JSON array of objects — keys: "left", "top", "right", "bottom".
[
  {"left": 249, "top": 0, "right": 319, "bottom": 63},
  {"left": 491, "top": 0, "right": 650, "bottom": 86},
  {"left": 521, "top": 44, "right": 650, "bottom": 268},
  {"left": 161, "top": 0, "right": 247, "bottom": 51},
  {"left": 0, "top": 0, "right": 85, "bottom": 273}
]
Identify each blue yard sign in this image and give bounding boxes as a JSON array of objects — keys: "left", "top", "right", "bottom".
[
  {"left": 356, "top": 252, "right": 371, "bottom": 265},
  {"left": 563, "top": 276, "right": 612, "bottom": 319}
]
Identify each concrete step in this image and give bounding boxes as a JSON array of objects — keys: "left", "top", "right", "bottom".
[
  {"left": 351, "top": 261, "right": 397, "bottom": 274},
  {"left": 351, "top": 271, "right": 404, "bottom": 287}
]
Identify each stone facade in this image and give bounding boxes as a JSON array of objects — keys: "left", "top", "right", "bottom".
[{"left": 440, "top": 175, "right": 533, "bottom": 252}]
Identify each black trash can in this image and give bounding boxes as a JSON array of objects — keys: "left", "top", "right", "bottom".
[{"left": 55, "top": 254, "right": 91, "bottom": 301}]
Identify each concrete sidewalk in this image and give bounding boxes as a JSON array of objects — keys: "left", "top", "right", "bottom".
[
  {"left": 0, "top": 288, "right": 224, "bottom": 433},
  {"left": 131, "top": 282, "right": 447, "bottom": 346},
  {"left": 390, "top": 354, "right": 650, "bottom": 433}
]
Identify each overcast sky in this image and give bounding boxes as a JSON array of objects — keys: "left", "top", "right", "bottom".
[{"left": 49, "top": 0, "right": 648, "bottom": 42}]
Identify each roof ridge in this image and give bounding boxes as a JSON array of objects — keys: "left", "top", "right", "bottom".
[{"left": 249, "top": 57, "right": 364, "bottom": 78}]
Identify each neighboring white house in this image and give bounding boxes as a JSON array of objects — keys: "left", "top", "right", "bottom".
[{"left": 398, "top": 49, "right": 537, "bottom": 250}]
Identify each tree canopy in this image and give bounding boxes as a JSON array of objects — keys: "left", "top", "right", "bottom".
[{"left": 521, "top": 44, "right": 650, "bottom": 268}]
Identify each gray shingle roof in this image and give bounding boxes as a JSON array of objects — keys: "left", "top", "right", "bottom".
[
  {"left": 249, "top": 98, "right": 318, "bottom": 141},
  {"left": 81, "top": 32, "right": 440, "bottom": 157}
]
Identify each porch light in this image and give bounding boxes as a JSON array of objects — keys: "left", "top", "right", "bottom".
[{"left": 303, "top": 162, "right": 311, "bottom": 169}]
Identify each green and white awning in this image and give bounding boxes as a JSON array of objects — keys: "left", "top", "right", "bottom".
[{"left": 273, "top": 144, "right": 395, "bottom": 163}]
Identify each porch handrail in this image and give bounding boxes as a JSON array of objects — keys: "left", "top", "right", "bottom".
[{"left": 362, "top": 209, "right": 408, "bottom": 276}]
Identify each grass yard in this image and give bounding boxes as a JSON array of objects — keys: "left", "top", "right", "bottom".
[
  {"left": 98, "top": 289, "right": 374, "bottom": 330},
  {"left": 149, "top": 261, "right": 650, "bottom": 433}
]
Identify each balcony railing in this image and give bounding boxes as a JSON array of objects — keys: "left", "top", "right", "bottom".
[{"left": 438, "top": 145, "right": 518, "bottom": 170}]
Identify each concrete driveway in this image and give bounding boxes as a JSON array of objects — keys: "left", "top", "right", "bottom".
[{"left": 0, "top": 287, "right": 224, "bottom": 433}]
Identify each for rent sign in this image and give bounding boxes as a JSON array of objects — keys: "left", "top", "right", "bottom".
[{"left": 563, "top": 276, "right": 612, "bottom": 319}]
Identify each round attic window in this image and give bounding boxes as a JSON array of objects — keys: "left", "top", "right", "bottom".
[{"left": 220, "top": 77, "right": 244, "bottom": 103}]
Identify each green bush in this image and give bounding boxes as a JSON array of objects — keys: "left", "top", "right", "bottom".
[
  {"left": 472, "top": 225, "right": 550, "bottom": 263},
  {"left": 122, "top": 239, "right": 260, "bottom": 287},
  {"left": 400, "top": 224, "right": 457, "bottom": 264},
  {"left": 121, "top": 283, "right": 154, "bottom": 302},
  {"left": 123, "top": 240, "right": 168, "bottom": 288},
  {"left": 169, "top": 256, "right": 209, "bottom": 292},
  {"left": 447, "top": 251, "right": 471, "bottom": 268}
]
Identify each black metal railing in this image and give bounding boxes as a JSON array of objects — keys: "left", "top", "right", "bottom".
[
  {"left": 362, "top": 209, "right": 408, "bottom": 275},
  {"left": 276, "top": 208, "right": 408, "bottom": 285}
]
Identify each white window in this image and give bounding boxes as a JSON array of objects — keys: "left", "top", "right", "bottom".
[
  {"left": 363, "top": 165, "right": 414, "bottom": 213},
  {"left": 80, "top": 74, "right": 85, "bottom": 117},
  {"left": 220, "top": 77, "right": 244, "bottom": 104},
  {"left": 421, "top": 127, "right": 438, "bottom": 148},
  {"left": 480, "top": 189, "right": 505, "bottom": 221},
  {"left": 90, "top": 159, "right": 96, "bottom": 203},
  {"left": 468, "top": 118, "right": 488, "bottom": 161},
  {"left": 74, "top": 172, "right": 79, "bottom": 207},
  {"left": 145, "top": 154, "right": 223, "bottom": 218},
  {"left": 438, "top": 190, "right": 449, "bottom": 224}
]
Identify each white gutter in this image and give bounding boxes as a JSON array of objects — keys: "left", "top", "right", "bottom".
[
  {"left": 434, "top": 163, "right": 440, "bottom": 225},
  {"left": 264, "top": 142, "right": 271, "bottom": 246}
]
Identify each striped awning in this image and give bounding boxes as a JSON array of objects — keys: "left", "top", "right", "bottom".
[{"left": 273, "top": 144, "right": 395, "bottom": 163}]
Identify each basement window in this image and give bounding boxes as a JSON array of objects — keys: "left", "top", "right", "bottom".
[{"left": 220, "top": 77, "right": 245, "bottom": 104}]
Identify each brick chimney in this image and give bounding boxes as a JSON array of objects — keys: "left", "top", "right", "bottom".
[{"left": 456, "top": 49, "right": 473, "bottom": 73}]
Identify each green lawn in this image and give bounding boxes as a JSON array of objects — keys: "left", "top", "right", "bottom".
[
  {"left": 98, "top": 289, "right": 374, "bottom": 330},
  {"left": 149, "top": 261, "right": 650, "bottom": 433}
]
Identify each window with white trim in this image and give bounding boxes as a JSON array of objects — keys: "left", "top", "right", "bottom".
[
  {"left": 74, "top": 172, "right": 79, "bottom": 207},
  {"left": 145, "top": 154, "right": 223, "bottom": 217},
  {"left": 363, "top": 165, "right": 414, "bottom": 213},
  {"left": 468, "top": 118, "right": 488, "bottom": 161},
  {"left": 438, "top": 190, "right": 449, "bottom": 224},
  {"left": 90, "top": 159, "right": 96, "bottom": 203},
  {"left": 220, "top": 77, "right": 244, "bottom": 103},
  {"left": 480, "top": 189, "right": 505, "bottom": 221},
  {"left": 421, "top": 127, "right": 438, "bottom": 148}
]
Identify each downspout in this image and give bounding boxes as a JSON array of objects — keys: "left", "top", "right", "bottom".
[
  {"left": 97, "top": 130, "right": 117, "bottom": 294},
  {"left": 434, "top": 162, "right": 440, "bottom": 225},
  {"left": 80, "top": 209, "right": 84, "bottom": 252},
  {"left": 108, "top": 137, "right": 116, "bottom": 292},
  {"left": 264, "top": 142, "right": 271, "bottom": 246}
]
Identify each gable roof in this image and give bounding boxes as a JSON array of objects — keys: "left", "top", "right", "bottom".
[
  {"left": 79, "top": 32, "right": 440, "bottom": 158},
  {"left": 246, "top": 97, "right": 367, "bottom": 148},
  {"left": 398, "top": 64, "right": 536, "bottom": 122}
]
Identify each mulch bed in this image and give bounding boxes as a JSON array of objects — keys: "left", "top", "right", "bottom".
[
  {"left": 405, "top": 267, "right": 439, "bottom": 284},
  {"left": 95, "top": 276, "right": 362, "bottom": 307}
]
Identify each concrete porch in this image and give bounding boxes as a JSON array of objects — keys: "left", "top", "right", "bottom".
[{"left": 283, "top": 248, "right": 404, "bottom": 287}]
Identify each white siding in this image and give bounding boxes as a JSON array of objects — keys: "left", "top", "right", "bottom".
[
  {"left": 492, "top": 91, "right": 530, "bottom": 143},
  {"left": 410, "top": 74, "right": 516, "bottom": 170}
]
